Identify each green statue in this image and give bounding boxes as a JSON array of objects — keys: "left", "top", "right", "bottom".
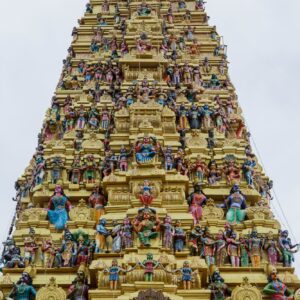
[
  {"left": 139, "top": 253, "right": 160, "bottom": 281},
  {"left": 7, "top": 272, "right": 36, "bottom": 300}
]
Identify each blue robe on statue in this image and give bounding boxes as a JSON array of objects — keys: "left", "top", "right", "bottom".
[
  {"left": 48, "top": 195, "right": 69, "bottom": 230},
  {"left": 136, "top": 144, "right": 156, "bottom": 163}
]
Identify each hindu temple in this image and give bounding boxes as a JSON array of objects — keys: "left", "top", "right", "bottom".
[{"left": 1, "top": 1, "right": 300, "bottom": 299}]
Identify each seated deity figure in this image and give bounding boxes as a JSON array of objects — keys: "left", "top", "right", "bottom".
[
  {"left": 135, "top": 136, "right": 157, "bottom": 164},
  {"left": 137, "top": 0, "right": 152, "bottom": 16}
]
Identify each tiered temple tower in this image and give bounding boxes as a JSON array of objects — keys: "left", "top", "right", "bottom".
[{"left": 1, "top": 1, "right": 300, "bottom": 300}]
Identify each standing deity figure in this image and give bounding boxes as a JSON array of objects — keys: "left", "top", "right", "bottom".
[
  {"left": 100, "top": 106, "right": 110, "bottom": 130},
  {"left": 121, "top": 217, "right": 133, "bottom": 249},
  {"left": 139, "top": 253, "right": 160, "bottom": 282},
  {"left": 76, "top": 106, "right": 86, "bottom": 130},
  {"left": 239, "top": 234, "right": 249, "bottom": 267},
  {"left": 67, "top": 268, "right": 89, "bottom": 300},
  {"left": 75, "top": 235, "right": 90, "bottom": 267},
  {"left": 95, "top": 218, "right": 110, "bottom": 253},
  {"left": 189, "top": 225, "right": 203, "bottom": 256},
  {"left": 83, "top": 154, "right": 97, "bottom": 183},
  {"left": 173, "top": 220, "right": 186, "bottom": 252},
  {"left": 200, "top": 104, "right": 214, "bottom": 131},
  {"left": 188, "top": 105, "right": 201, "bottom": 129},
  {"left": 248, "top": 228, "right": 263, "bottom": 267},
  {"left": 139, "top": 180, "right": 154, "bottom": 206},
  {"left": 214, "top": 231, "right": 227, "bottom": 267},
  {"left": 226, "top": 232, "right": 240, "bottom": 267},
  {"left": 220, "top": 184, "right": 246, "bottom": 225},
  {"left": 23, "top": 236, "right": 38, "bottom": 267},
  {"left": 207, "top": 160, "right": 222, "bottom": 185},
  {"left": 191, "top": 155, "right": 208, "bottom": 182},
  {"left": 7, "top": 272, "right": 36, "bottom": 300},
  {"left": 177, "top": 105, "right": 189, "bottom": 130},
  {"left": 88, "top": 105, "right": 100, "bottom": 129},
  {"left": 223, "top": 159, "right": 241, "bottom": 185},
  {"left": 134, "top": 210, "right": 160, "bottom": 247},
  {"left": 163, "top": 146, "right": 174, "bottom": 171},
  {"left": 104, "top": 259, "right": 134, "bottom": 290},
  {"left": 118, "top": 145, "right": 130, "bottom": 171},
  {"left": 187, "top": 182, "right": 207, "bottom": 225},
  {"left": 88, "top": 186, "right": 107, "bottom": 223},
  {"left": 208, "top": 269, "right": 232, "bottom": 300},
  {"left": 135, "top": 136, "right": 157, "bottom": 164},
  {"left": 264, "top": 231, "right": 281, "bottom": 266},
  {"left": 174, "top": 261, "right": 194, "bottom": 290},
  {"left": 47, "top": 184, "right": 71, "bottom": 230},
  {"left": 41, "top": 239, "right": 55, "bottom": 268},
  {"left": 279, "top": 230, "right": 299, "bottom": 267},
  {"left": 201, "top": 228, "right": 216, "bottom": 267},
  {"left": 60, "top": 230, "right": 77, "bottom": 267},
  {"left": 162, "top": 216, "right": 174, "bottom": 249},
  {"left": 50, "top": 156, "right": 64, "bottom": 184},
  {"left": 242, "top": 158, "right": 256, "bottom": 188},
  {"left": 111, "top": 220, "right": 122, "bottom": 253},
  {"left": 263, "top": 270, "right": 294, "bottom": 300}
]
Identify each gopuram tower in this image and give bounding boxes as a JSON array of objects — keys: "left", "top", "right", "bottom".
[{"left": 1, "top": 1, "right": 300, "bottom": 300}]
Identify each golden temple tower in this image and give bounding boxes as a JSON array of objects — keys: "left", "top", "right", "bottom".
[{"left": 1, "top": 1, "right": 300, "bottom": 300}]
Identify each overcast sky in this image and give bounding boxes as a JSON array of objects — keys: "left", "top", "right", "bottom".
[{"left": 0, "top": 0, "right": 300, "bottom": 273}]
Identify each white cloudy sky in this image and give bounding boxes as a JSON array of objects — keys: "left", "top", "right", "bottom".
[{"left": 0, "top": 0, "right": 300, "bottom": 272}]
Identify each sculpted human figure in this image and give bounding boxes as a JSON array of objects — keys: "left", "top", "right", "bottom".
[
  {"left": 67, "top": 269, "right": 89, "bottom": 300},
  {"left": 214, "top": 231, "right": 227, "bottom": 267},
  {"left": 248, "top": 228, "right": 263, "bottom": 267},
  {"left": 162, "top": 215, "right": 174, "bottom": 249},
  {"left": 264, "top": 231, "right": 281, "bottom": 266},
  {"left": 135, "top": 136, "right": 157, "bottom": 164},
  {"left": 208, "top": 269, "right": 231, "bottom": 300},
  {"left": 47, "top": 184, "right": 71, "bottom": 230},
  {"left": 173, "top": 220, "right": 186, "bottom": 252},
  {"left": 279, "top": 230, "right": 299, "bottom": 267},
  {"left": 95, "top": 218, "right": 110, "bottom": 253},
  {"left": 88, "top": 185, "right": 107, "bottom": 223},
  {"left": 139, "top": 253, "right": 160, "bottom": 282},
  {"left": 7, "top": 272, "right": 36, "bottom": 300}
]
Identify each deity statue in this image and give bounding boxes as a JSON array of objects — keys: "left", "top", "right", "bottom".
[
  {"left": 187, "top": 182, "right": 207, "bottom": 225},
  {"left": 134, "top": 209, "right": 160, "bottom": 247},
  {"left": 137, "top": 0, "right": 151, "bottom": 16},
  {"left": 88, "top": 185, "right": 107, "bottom": 223},
  {"left": 135, "top": 136, "right": 157, "bottom": 164},
  {"left": 279, "top": 230, "right": 299, "bottom": 267},
  {"left": 208, "top": 269, "right": 231, "bottom": 300},
  {"left": 7, "top": 272, "right": 36, "bottom": 300},
  {"left": 83, "top": 154, "right": 98, "bottom": 183},
  {"left": 223, "top": 159, "right": 241, "bottom": 185},
  {"left": 177, "top": 105, "right": 189, "bottom": 129},
  {"left": 189, "top": 225, "right": 204, "bottom": 256},
  {"left": 173, "top": 220, "right": 186, "bottom": 252},
  {"left": 264, "top": 231, "right": 281, "bottom": 266},
  {"left": 67, "top": 268, "right": 89, "bottom": 300},
  {"left": 163, "top": 146, "right": 174, "bottom": 171},
  {"left": 201, "top": 228, "right": 216, "bottom": 267},
  {"left": 41, "top": 239, "right": 55, "bottom": 268},
  {"left": 226, "top": 232, "right": 240, "bottom": 267},
  {"left": 23, "top": 235, "right": 38, "bottom": 267},
  {"left": 239, "top": 234, "right": 249, "bottom": 267},
  {"left": 104, "top": 259, "right": 134, "bottom": 290},
  {"left": 207, "top": 160, "right": 222, "bottom": 185},
  {"left": 200, "top": 104, "right": 214, "bottom": 131},
  {"left": 69, "top": 155, "right": 82, "bottom": 184},
  {"left": 118, "top": 145, "right": 130, "bottom": 171},
  {"left": 2, "top": 238, "right": 24, "bottom": 268},
  {"left": 100, "top": 106, "right": 110, "bottom": 130},
  {"left": 188, "top": 105, "right": 201, "bottom": 129},
  {"left": 191, "top": 155, "right": 208, "bottom": 182},
  {"left": 95, "top": 218, "right": 110, "bottom": 253},
  {"left": 121, "top": 217, "right": 133, "bottom": 249},
  {"left": 263, "top": 269, "right": 294, "bottom": 300},
  {"left": 60, "top": 229, "right": 77, "bottom": 267},
  {"left": 139, "top": 180, "right": 154, "bottom": 206},
  {"left": 111, "top": 220, "right": 123, "bottom": 253},
  {"left": 242, "top": 158, "right": 256, "bottom": 188},
  {"left": 47, "top": 184, "right": 71, "bottom": 230},
  {"left": 214, "top": 231, "right": 227, "bottom": 267},
  {"left": 174, "top": 261, "right": 194, "bottom": 290},
  {"left": 162, "top": 216, "right": 174, "bottom": 249},
  {"left": 75, "top": 233, "right": 90, "bottom": 266},
  {"left": 248, "top": 228, "right": 263, "bottom": 267},
  {"left": 220, "top": 184, "right": 246, "bottom": 225},
  {"left": 88, "top": 105, "right": 100, "bottom": 129},
  {"left": 50, "top": 156, "right": 64, "bottom": 184},
  {"left": 139, "top": 253, "right": 160, "bottom": 281}
]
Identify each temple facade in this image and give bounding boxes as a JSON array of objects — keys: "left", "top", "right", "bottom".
[{"left": 1, "top": 1, "right": 300, "bottom": 300}]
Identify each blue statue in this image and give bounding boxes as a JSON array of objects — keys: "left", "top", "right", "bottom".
[
  {"left": 242, "top": 158, "right": 256, "bottom": 188},
  {"left": 135, "top": 136, "right": 157, "bottom": 163},
  {"left": 47, "top": 185, "right": 70, "bottom": 230},
  {"left": 8, "top": 272, "right": 36, "bottom": 300}
]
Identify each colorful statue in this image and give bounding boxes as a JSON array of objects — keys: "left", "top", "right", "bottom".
[
  {"left": 248, "top": 228, "right": 263, "bottom": 267},
  {"left": 223, "top": 158, "right": 241, "bottom": 185},
  {"left": 75, "top": 232, "right": 90, "bottom": 266},
  {"left": 214, "top": 231, "right": 227, "bottom": 267},
  {"left": 242, "top": 158, "right": 256, "bottom": 188},
  {"left": 221, "top": 184, "right": 246, "bottom": 225},
  {"left": 201, "top": 228, "right": 216, "bottom": 267},
  {"left": 139, "top": 180, "right": 154, "bottom": 206},
  {"left": 69, "top": 155, "right": 82, "bottom": 184},
  {"left": 188, "top": 105, "right": 201, "bottom": 129},
  {"left": 47, "top": 184, "right": 71, "bottom": 230},
  {"left": 41, "top": 239, "right": 55, "bottom": 268},
  {"left": 121, "top": 217, "right": 133, "bottom": 249},
  {"left": 189, "top": 225, "right": 204, "bottom": 256},
  {"left": 279, "top": 230, "right": 299, "bottom": 267},
  {"left": 67, "top": 268, "right": 89, "bottom": 300},
  {"left": 187, "top": 182, "right": 207, "bottom": 225},
  {"left": 162, "top": 215, "right": 174, "bottom": 249},
  {"left": 139, "top": 253, "right": 160, "bottom": 281},
  {"left": 88, "top": 185, "right": 107, "bottom": 223},
  {"left": 174, "top": 261, "right": 194, "bottom": 290},
  {"left": 173, "top": 220, "right": 186, "bottom": 252},
  {"left": 111, "top": 220, "right": 122, "bottom": 253},
  {"left": 2, "top": 238, "right": 24, "bottom": 268},
  {"left": 239, "top": 234, "right": 249, "bottom": 267},
  {"left": 263, "top": 270, "right": 294, "bottom": 300},
  {"left": 135, "top": 136, "right": 157, "bottom": 164},
  {"left": 134, "top": 210, "right": 160, "bottom": 247},
  {"left": 23, "top": 235, "right": 38, "bottom": 267},
  {"left": 208, "top": 269, "right": 231, "bottom": 300},
  {"left": 83, "top": 154, "right": 97, "bottom": 183},
  {"left": 137, "top": 0, "right": 151, "bottom": 16},
  {"left": 207, "top": 160, "right": 222, "bottom": 185},
  {"left": 95, "top": 218, "right": 110, "bottom": 253},
  {"left": 264, "top": 231, "right": 281, "bottom": 266},
  {"left": 191, "top": 155, "right": 208, "bottom": 182},
  {"left": 7, "top": 272, "right": 36, "bottom": 300},
  {"left": 200, "top": 104, "right": 214, "bottom": 130},
  {"left": 226, "top": 232, "right": 240, "bottom": 267},
  {"left": 60, "top": 229, "right": 77, "bottom": 267}
]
